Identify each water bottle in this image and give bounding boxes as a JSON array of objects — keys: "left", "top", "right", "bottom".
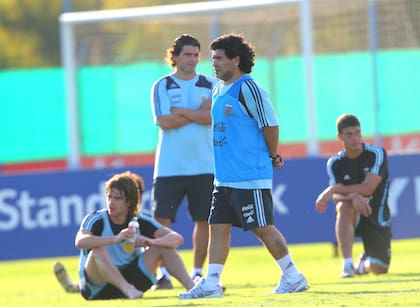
[{"left": 123, "top": 217, "right": 139, "bottom": 253}]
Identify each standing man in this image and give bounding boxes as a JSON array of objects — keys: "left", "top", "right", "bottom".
[
  {"left": 76, "top": 172, "right": 195, "bottom": 300},
  {"left": 179, "top": 33, "right": 309, "bottom": 300},
  {"left": 315, "top": 114, "right": 392, "bottom": 278},
  {"left": 150, "top": 34, "right": 216, "bottom": 289}
]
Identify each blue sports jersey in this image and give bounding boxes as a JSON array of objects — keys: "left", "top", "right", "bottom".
[
  {"left": 211, "top": 75, "right": 278, "bottom": 189},
  {"left": 151, "top": 73, "right": 216, "bottom": 177}
]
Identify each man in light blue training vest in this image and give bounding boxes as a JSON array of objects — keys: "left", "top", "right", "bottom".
[
  {"left": 76, "top": 172, "right": 194, "bottom": 300},
  {"left": 179, "top": 33, "right": 309, "bottom": 300}
]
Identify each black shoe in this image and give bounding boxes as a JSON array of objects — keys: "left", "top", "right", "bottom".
[{"left": 152, "top": 276, "right": 173, "bottom": 290}]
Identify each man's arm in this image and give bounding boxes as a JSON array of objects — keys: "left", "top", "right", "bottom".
[
  {"left": 316, "top": 172, "right": 382, "bottom": 206},
  {"left": 315, "top": 187, "right": 372, "bottom": 217},
  {"left": 158, "top": 99, "right": 212, "bottom": 129},
  {"left": 75, "top": 228, "right": 131, "bottom": 250},
  {"left": 263, "top": 125, "right": 284, "bottom": 168},
  {"left": 316, "top": 173, "right": 381, "bottom": 216},
  {"left": 136, "top": 226, "right": 184, "bottom": 249},
  {"left": 152, "top": 78, "right": 197, "bottom": 130},
  {"left": 262, "top": 125, "right": 278, "bottom": 158},
  {"left": 170, "top": 99, "right": 212, "bottom": 125},
  {"left": 331, "top": 172, "right": 383, "bottom": 197},
  {"left": 157, "top": 114, "right": 192, "bottom": 130},
  {"left": 333, "top": 192, "right": 372, "bottom": 217}
]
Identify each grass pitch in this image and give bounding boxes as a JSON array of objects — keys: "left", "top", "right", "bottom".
[{"left": 1, "top": 238, "right": 419, "bottom": 306}]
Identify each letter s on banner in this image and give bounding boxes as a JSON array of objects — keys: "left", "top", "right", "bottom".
[{"left": 0, "top": 189, "right": 20, "bottom": 231}]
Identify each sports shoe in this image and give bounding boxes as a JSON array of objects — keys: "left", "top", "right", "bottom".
[
  {"left": 355, "top": 254, "right": 368, "bottom": 275},
  {"left": 179, "top": 277, "right": 224, "bottom": 300},
  {"left": 192, "top": 273, "right": 203, "bottom": 283},
  {"left": 192, "top": 273, "right": 226, "bottom": 293},
  {"left": 271, "top": 274, "right": 310, "bottom": 294},
  {"left": 53, "top": 262, "right": 80, "bottom": 293},
  {"left": 340, "top": 265, "right": 355, "bottom": 278},
  {"left": 151, "top": 276, "right": 173, "bottom": 290}
]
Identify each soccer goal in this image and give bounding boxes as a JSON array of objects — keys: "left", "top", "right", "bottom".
[
  {"left": 59, "top": 0, "right": 315, "bottom": 169},
  {"left": 59, "top": 0, "right": 418, "bottom": 169}
]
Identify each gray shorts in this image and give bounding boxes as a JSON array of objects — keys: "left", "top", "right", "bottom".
[
  {"left": 209, "top": 186, "right": 274, "bottom": 230},
  {"left": 152, "top": 174, "right": 214, "bottom": 222}
]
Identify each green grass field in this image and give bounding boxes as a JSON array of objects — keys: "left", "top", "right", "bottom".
[{"left": 1, "top": 238, "right": 419, "bottom": 306}]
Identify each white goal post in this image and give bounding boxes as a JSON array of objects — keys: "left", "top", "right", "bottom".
[{"left": 59, "top": 0, "right": 316, "bottom": 169}]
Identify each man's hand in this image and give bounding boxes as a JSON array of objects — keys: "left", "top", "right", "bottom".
[
  {"left": 351, "top": 193, "right": 372, "bottom": 217},
  {"left": 200, "top": 96, "right": 212, "bottom": 110},
  {"left": 271, "top": 154, "right": 284, "bottom": 169},
  {"left": 116, "top": 227, "right": 135, "bottom": 244},
  {"left": 315, "top": 186, "right": 333, "bottom": 213},
  {"left": 135, "top": 235, "right": 153, "bottom": 249}
]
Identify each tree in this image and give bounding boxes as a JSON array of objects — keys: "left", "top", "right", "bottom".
[
  {"left": 0, "top": 0, "right": 203, "bottom": 69},
  {"left": 0, "top": 0, "right": 63, "bottom": 69}
]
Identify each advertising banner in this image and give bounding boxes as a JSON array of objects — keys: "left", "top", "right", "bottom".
[{"left": 0, "top": 154, "right": 419, "bottom": 260}]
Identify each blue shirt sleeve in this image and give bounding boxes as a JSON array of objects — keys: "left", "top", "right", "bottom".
[{"left": 240, "top": 79, "right": 278, "bottom": 129}]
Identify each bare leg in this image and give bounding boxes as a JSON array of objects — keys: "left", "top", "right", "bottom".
[
  {"left": 142, "top": 246, "right": 194, "bottom": 290},
  {"left": 85, "top": 247, "right": 143, "bottom": 299},
  {"left": 252, "top": 225, "right": 289, "bottom": 259},
  {"left": 336, "top": 202, "right": 357, "bottom": 259},
  {"left": 208, "top": 224, "right": 231, "bottom": 264},
  {"left": 253, "top": 225, "right": 308, "bottom": 293},
  {"left": 193, "top": 220, "right": 209, "bottom": 269},
  {"left": 154, "top": 217, "right": 172, "bottom": 279}
]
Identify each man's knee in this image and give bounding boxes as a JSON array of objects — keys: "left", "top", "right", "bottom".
[
  {"left": 336, "top": 201, "right": 352, "bottom": 215},
  {"left": 365, "top": 257, "right": 389, "bottom": 274},
  {"left": 336, "top": 201, "right": 358, "bottom": 224},
  {"left": 90, "top": 246, "right": 109, "bottom": 263}
]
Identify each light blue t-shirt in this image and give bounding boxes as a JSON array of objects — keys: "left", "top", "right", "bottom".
[{"left": 151, "top": 73, "right": 216, "bottom": 178}]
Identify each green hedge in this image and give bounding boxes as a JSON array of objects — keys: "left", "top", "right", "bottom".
[{"left": 1, "top": 50, "right": 419, "bottom": 163}]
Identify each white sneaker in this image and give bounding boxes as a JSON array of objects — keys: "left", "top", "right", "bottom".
[
  {"left": 272, "top": 274, "right": 309, "bottom": 294},
  {"left": 355, "top": 254, "right": 368, "bottom": 275},
  {"left": 341, "top": 265, "right": 355, "bottom": 278},
  {"left": 178, "top": 277, "right": 223, "bottom": 300}
]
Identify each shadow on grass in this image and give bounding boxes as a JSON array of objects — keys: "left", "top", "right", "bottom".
[
  {"left": 320, "top": 273, "right": 420, "bottom": 284},
  {"left": 391, "top": 272, "right": 420, "bottom": 278},
  {"left": 309, "top": 288, "right": 420, "bottom": 295}
]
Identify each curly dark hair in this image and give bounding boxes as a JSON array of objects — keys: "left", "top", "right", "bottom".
[
  {"left": 165, "top": 34, "right": 201, "bottom": 68},
  {"left": 210, "top": 33, "right": 255, "bottom": 73}
]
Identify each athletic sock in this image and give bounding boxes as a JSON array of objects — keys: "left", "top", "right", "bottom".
[
  {"left": 343, "top": 258, "right": 354, "bottom": 271},
  {"left": 191, "top": 268, "right": 203, "bottom": 278},
  {"left": 276, "top": 254, "right": 301, "bottom": 281},
  {"left": 159, "top": 266, "right": 171, "bottom": 280},
  {"left": 205, "top": 263, "right": 224, "bottom": 287}
]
